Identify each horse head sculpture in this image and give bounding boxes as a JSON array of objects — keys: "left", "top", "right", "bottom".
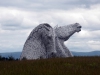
[
  {"left": 55, "top": 23, "right": 82, "bottom": 57},
  {"left": 20, "top": 23, "right": 82, "bottom": 60}
]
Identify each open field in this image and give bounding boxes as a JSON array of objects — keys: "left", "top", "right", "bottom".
[{"left": 0, "top": 57, "right": 100, "bottom": 75}]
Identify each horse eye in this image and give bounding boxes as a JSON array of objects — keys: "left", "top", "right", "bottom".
[{"left": 77, "top": 26, "right": 82, "bottom": 28}]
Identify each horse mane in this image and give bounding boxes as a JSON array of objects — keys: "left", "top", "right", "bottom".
[{"left": 27, "top": 23, "right": 52, "bottom": 40}]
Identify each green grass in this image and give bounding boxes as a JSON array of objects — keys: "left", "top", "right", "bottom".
[{"left": 0, "top": 57, "right": 100, "bottom": 75}]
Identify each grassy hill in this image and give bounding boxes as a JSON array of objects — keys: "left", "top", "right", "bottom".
[{"left": 0, "top": 57, "right": 100, "bottom": 75}]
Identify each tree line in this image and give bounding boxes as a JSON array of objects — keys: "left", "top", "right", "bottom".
[{"left": 0, "top": 55, "right": 19, "bottom": 61}]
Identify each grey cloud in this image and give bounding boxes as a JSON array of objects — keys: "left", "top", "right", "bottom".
[
  {"left": 0, "top": 0, "right": 100, "bottom": 11},
  {"left": 1, "top": 25, "right": 33, "bottom": 30},
  {"left": 0, "top": 19, "right": 22, "bottom": 30}
]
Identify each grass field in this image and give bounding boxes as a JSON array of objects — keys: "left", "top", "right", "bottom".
[{"left": 0, "top": 57, "right": 100, "bottom": 75}]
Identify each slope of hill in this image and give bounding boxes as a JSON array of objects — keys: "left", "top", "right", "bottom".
[
  {"left": 0, "top": 51, "right": 100, "bottom": 59},
  {"left": 72, "top": 51, "right": 100, "bottom": 56}
]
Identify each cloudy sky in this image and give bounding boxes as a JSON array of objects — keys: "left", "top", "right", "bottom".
[{"left": 0, "top": 0, "right": 100, "bottom": 53}]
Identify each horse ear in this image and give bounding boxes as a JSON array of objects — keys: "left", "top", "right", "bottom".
[
  {"left": 54, "top": 24, "right": 58, "bottom": 30},
  {"left": 43, "top": 23, "right": 52, "bottom": 31}
]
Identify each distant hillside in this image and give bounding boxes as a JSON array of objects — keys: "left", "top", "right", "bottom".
[
  {"left": 72, "top": 51, "right": 100, "bottom": 56},
  {"left": 0, "top": 52, "right": 21, "bottom": 59},
  {"left": 0, "top": 51, "right": 100, "bottom": 59}
]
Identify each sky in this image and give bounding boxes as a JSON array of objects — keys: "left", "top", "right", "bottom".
[{"left": 0, "top": 0, "right": 100, "bottom": 53}]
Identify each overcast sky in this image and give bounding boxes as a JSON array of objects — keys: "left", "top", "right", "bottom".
[{"left": 0, "top": 0, "right": 100, "bottom": 53}]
